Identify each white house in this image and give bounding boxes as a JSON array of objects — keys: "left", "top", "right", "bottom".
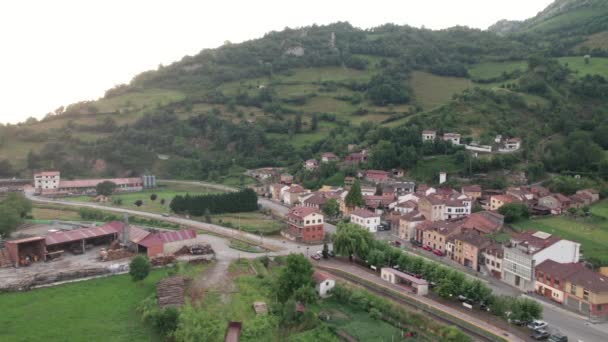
[
  {"left": 350, "top": 208, "right": 381, "bottom": 233},
  {"left": 502, "top": 231, "right": 580, "bottom": 291},
  {"left": 304, "top": 159, "right": 319, "bottom": 171},
  {"left": 34, "top": 171, "right": 60, "bottom": 190},
  {"left": 422, "top": 130, "right": 436, "bottom": 142},
  {"left": 443, "top": 133, "right": 461, "bottom": 145},
  {"left": 504, "top": 138, "right": 521, "bottom": 150},
  {"left": 313, "top": 271, "right": 335, "bottom": 298}
]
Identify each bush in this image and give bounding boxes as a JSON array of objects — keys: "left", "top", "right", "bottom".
[
  {"left": 129, "top": 256, "right": 150, "bottom": 282},
  {"left": 154, "top": 307, "right": 179, "bottom": 337},
  {"left": 150, "top": 194, "right": 158, "bottom": 201}
]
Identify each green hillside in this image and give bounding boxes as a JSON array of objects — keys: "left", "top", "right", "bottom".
[{"left": 1, "top": 0, "right": 608, "bottom": 185}]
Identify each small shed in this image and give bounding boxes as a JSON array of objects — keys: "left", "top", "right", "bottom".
[
  {"left": 5, "top": 236, "right": 46, "bottom": 267},
  {"left": 252, "top": 301, "right": 268, "bottom": 315},
  {"left": 137, "top": 229, "right": 197, "bottom": 257},
  {"left": 313, "top": 271, "right": 336, "bottom": 298},
  {"left": 381, "top": 268, "right": 429, "bottom": 296}
]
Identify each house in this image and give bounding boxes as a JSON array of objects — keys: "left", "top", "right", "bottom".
[
  {"left": 504, "top": 137, "right": 521, "bottom": 150},
  {"left": 391, "top": 181, "right": 416, "bottom": 196},
  {"left": 269, "top": 183, "right": 288, "bottom": 201},
  {"left": 506, "top": 187, "right": 534, "bottom": 202},
  {"left": 365, "top": 170, "right": 390, "bottom": 184},
  {"left": 451, "top": 232, "right": 492, "bottom": 271},
  {"left": 398, "top": 210, "right": 425, "bottom": 241},
  {"left": 34, "top": 171, "right": 60, "bottom": 190},
  {"left": 489, "top": 194, "right": 519, "bottom": 211},
  {"left": 350, "top": 208, "right": 381, "bottom": 233},
  {"left": 444, "top": 198, "right": 472, "bottom": 220},
  {"left": 321, "top": 152, "right": 339, "bottom": 163},
  {"left": 421, "top": 130, "right": 436, "bottom": 142},
  {"left": 461, "top": 185, "right": 482, "bottom": 200},
  {"left": 246, "top": 168, "right": 279, "bottom": 181},
  {"left": 313, "top": 271, "right": 335, "bottom": 298},
  {"left": 420, "top": 219, "right": 465, "bottom": 253},
  {"left": 554, "top": 193, "right": 572, "bottom": 210},
  {"left": 501, "top": 231, "right": 580, "bottom": 291},
  {"left": 344, "top": 177, "right": 356, "bottom": 189},
  {"left": 443, "top": 133, "right": 461, "bottom": 145},
  {"left": 344, "top": 151, "right": 368, "bottom": 164},
  {"left": 530, "top": 185, "right": 551, "bottom": 199},
  {"left": 391, "top": 168, "right": 405, "bottom": 178},
  {"left": 285, "top": 207, "right": 325, "bottom": 243},
  {"left": 280, "top": 174, "right": 294, "bottom": 185},
  {"left": 538, "top": 195, "right": 563, "bottom": 215},
  {"left": 394, "top": 200, "right": 417, "bottom": 214},
  {"left": 363, "top": 194, "right": 393, "bottom": 213},
  {"left": 462, "top": 211, "right": 504, "bottom": 234},
  {"left": 576, "top": 189, "right": 599, "bottom": 203},
  {"left": 360, "top": 186, "right": 376, "bottom": 196},
  {"left": 563, "top": 265, "right": 608, "bottom": 320},
  {"left": 95, "top": 195, "right": 109, "bottom": 203},
  {"left": 304, "top": 159, "right": 319, "bottom": 171},
  {"left": 418, "top": 195, "right": 446, "bottom": 222},
  {"left": 494, "top": 135, "right": 503, "bottom": 144},
  {"left": 137, "top": 229, "right": 198, "bottom": 258},
  {"left": 482, "top": 244, "right": 504, "bottom": 278},
  {"left": 535, "top": 260, "right": 586, "bottom": 304},
  {"left": 282, "top": 184, "right": 309, "bottom": 206},
  {"left": 301, "top": 193, "right": 328, "bottom": 210}
]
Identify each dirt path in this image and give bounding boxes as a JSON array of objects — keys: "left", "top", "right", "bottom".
[{"left": 189, "top": 259, "right": 236, "bottom": 303}]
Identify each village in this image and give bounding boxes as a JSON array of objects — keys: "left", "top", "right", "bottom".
[{"left": 1, "top": 129, "right": 608, "bottom": 342}]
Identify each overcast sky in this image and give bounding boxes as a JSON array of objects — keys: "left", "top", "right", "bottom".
[{"left": 0, "top": 0, "right": 554, "bottom": 124}]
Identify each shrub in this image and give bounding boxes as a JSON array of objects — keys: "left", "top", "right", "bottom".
[{"left": 129, "top": 256, "right": 150, "bottom": 282}]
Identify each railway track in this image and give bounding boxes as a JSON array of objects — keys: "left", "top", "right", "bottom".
[{"left": 318, "top": 266, "right": 516, "bottom": 342}]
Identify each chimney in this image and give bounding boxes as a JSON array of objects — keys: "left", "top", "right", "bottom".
[
  {"left": 439, "top": 171, "right": 447, "bottom": 185},
  {"left": 123, "top": 214, "right": 130, "bottom": 245}
]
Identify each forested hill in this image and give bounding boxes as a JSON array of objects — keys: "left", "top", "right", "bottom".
[{"left": 1, "top": 0, "right": 608, "bottom": 187}]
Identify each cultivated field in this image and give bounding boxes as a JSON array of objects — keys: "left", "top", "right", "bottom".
[
  {"left": 206, "top": 212, "right": 285, "bottom": 236},
  {"left": 409, "top": 71, "right": 472, "bottom": 110}
]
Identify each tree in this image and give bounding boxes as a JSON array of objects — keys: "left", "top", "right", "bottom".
[
  {"left": 96, "top": 181, "right": 117, "bottom": 196},
  {"left": 322, "top": 241, "right": 329, "bottom": 259},
  {"left": 134, "top": 200, "right": 144, "bottom": 207},
  {"left": 150, "top": 194, "right": 158, "bottom": 201},
  {"left": 321, "top": 198, "right": 340, "bottom": 218},
  {"left": 369, "top": 140, "right": 399, "bottom": 170},
  {"left": 0, "top": 159, "right": 14, "bottom": 177},
  {"left": 4, "top": 193, "right": 32, "bottom": 218},
  {"left": 160, "top": 198, "right": 166, "bottom": 205},
  {"left": 0, "top": 205, "right": 21, "bottom": 238},
  {"left": 510, "top": 298, "right": 543, "bottom": 322},
  {"left": 129, "top": 255, "right": 150, "bottom": 282},
  {"left": 332, "top": 223, "right": 374, "bottom": 261},
  {"left": 154, "top": 307, "right": 180, "bottom": 337},
  {"left": 345, "top": 180, "right": 364, "bottom": 208},
  {"left": 311, "top": 113, "right": 318, "bottom": 131},
  {"left": 294, "top": 285, "right": 317, "bottom": 304},
  {"left": 294, "top": 114, "right": 302, "bottom": 133},
  {"left": 498, "top": 203, "right": 530, "bottom": 223},
  {"left": 276, "top": 254, "right": 314, "bottom": 302}
]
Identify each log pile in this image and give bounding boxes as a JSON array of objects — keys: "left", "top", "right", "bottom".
[
  {"left": 156, "top": 276, "right": 190, "bottom": 309},
  {"left": 150, "top": 255, "right": 176, "bottom": 266},
  {"left": 105, "top": 249, "right": 134, "bottom": 261}
]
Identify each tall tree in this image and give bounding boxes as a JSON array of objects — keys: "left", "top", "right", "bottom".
[
  {"left": 0, "top": 205, "right": 21, "bottom": 238},
  {"left": 276, "top": 254, "right": 314, "bottom": 302},
  {"left": 321, "top": 198, "right": 340, "bottom": 218},
  {"left": 310, "top": 113, "right": 318, "bottom": 131},
  {"left": 345, "top": 180, "right": 364, "bottom": 208},
  {"left": 96, "top": 181, "right": 117, "bottom": 196}
]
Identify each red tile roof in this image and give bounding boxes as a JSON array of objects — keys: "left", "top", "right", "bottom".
[
  {"left": 537, "top": 260, "right": 608, "bottom": 292},
  {"left": 422, "top": 130, "right": 436, "bottom": 134},
  {"left": 462, "top": 185, "right": 482, "bottom": 193},
  {"left": 59, "top": 177, "right": 142, "bottom": 189},
  {"left": 462, "top": 213, "right": 502, "bottom": 234},
  {"left": 288, "top": 207, "right": 320, "bottom": 219},
  {"left": 35, "top": 171, "right": 60, "bottom": 177},
  {"left": 351, "top": 208, "right": 380, "bottom": 218},
  {"left": 313, "top": 271, "right": 333, "bottom": 283},
  {"left": 45, "top": 222, "right": 123, "bottom": 246},
  {"left": 492, "top": 194, "right": 518, "bottom": 204},
  {"left": 5, "top": 236, "right": 46, "bottom": 245}
]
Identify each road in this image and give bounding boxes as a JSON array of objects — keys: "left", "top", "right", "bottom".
[{"left": 376, "top": 231, "right": 608, "bottom": 342}]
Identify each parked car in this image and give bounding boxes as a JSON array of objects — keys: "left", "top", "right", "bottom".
[
  {"left": 394, "top": 240, "right": 402, "bottom": 247},
  {"left": 422, "top": 245, "right": 432, "bottom": 251},
  {"left": 310, "top": 254, "right": 321, "bottom": 261},
  {"left": 479, "top": 303, "right": 490, "bottom": 312},
  {"left": 410, "top": 239, "right": 422, "bottom": 247},
  {"left": 531, "top": 329, "right": 550, "bottom": 340},
  {"left": 432, "top": 249, "right": 444, "bottom": 257},
  {"left": 547, "top": 333, "right": 568, "bottom": 342},
  {"left": 528, "top": 320, "right": 548, "bottom": 331}
]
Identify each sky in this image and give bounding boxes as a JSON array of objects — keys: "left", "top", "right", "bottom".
[{"left": 0, "top": 0, "right": 554, "bottom": 124}]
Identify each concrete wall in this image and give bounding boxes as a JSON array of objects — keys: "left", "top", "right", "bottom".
[{"left": 535, "top": 240, "right": 580, "bottom": 265}]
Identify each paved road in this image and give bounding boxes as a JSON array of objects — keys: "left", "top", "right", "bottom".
[{"left": 376, "top": 231, "right": 608, "bottom": 342}]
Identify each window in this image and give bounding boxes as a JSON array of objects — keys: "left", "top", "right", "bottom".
[
  {"left": 554, "top": 279, "right": 560, "bottom": 286},
  {"left": 570, "top": 284, "right": 577, "bottom": 295},
  {"left": 486, "top": 259, "right": 490, "bottom": 264},
  {"left": 597, "top": 304, "right": 604, "bottom": 312},
  {"left": 496, "top": 263, "right": 500, "bottom": 268},
  {"left": 583, "top": 288, "right": 589, "bottom": 301},
  {"left": 306, "top": 220, "right": 310, "bottom": 224}
]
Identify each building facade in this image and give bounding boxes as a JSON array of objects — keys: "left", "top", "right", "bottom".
[
  {"left": 350, "top": 208, "right": 381, "bottom": 233},
  {"left": 285, "top": 207, "right": 325, "bottom": 243}
]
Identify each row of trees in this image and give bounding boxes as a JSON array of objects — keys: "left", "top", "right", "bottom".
[
  {"left": 0, "top": 193, "right": 32, "bottom": 238},
  {"left": 332, "top": 223, "right": 543, "bottom": 323},
  {"left": 170, "top": 189, "right": 258, "bottom": 216}
]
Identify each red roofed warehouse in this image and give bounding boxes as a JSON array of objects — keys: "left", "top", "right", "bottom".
[
  {"left": 137, "top": 229, "right": 198, "bottom": 258},
  {"left": 285, "top": 207, "right": 324, "bottom": 243}
]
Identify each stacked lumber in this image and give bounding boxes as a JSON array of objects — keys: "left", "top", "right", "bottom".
[
  {"left": 150, "top": 255, "right": 176, "bottom": 266},
  {"left": 105, "top": 249, "right": 134, "bottom": 261},
  {"left": 156, "top": 276, "right": 190, "bottom": 308}
]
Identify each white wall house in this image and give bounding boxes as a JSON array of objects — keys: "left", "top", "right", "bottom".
[
  {"left": 34, "top": 171, "right": 60, "bottom": 190},
  {"left": 314, "top": 271, "right": 335, "bottom": 298},
  {"left": 422, "top": 130, "right": 436, "bottom": 142},
  {"left": 350, "top": 208, "right": 381, "bottom": 233}
]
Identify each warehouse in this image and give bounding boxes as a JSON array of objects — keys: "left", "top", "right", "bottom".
[
  {"left": 5, "top": 237, "right": 47, "bottom": 268},
  {"left": 136, "top": 229, "right": 197, "bottom": 257},
  {"left": 45, "top": 222, "right": 123, "bottom": 255}
]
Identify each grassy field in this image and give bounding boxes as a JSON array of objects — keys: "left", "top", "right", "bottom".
[
  {"left": 31, "top": 207, "right": 82, "bottom": 221},
  {"left": 409, "top": 71, "right": 471, "bottom": 110},
  {"left": 206, "top": 212, "right": 285, "bottom": 235},
  {"left": 468, "top": 61, "right": 527, "bottom": 80},
  {"left": 513, "top": 203, "right": 608, "bottom": 265},
  {"left": 95, "top": 89, "right": 186, "bottom": 113},
  {"left": 65, "top": 186, "right": 220, "bottom": 214},
  {"left": 229, "top": 239, "right": 267, "bottom": 253},
  {"left": 410, "top": 155, "right": 462, "bottom": 183},
  {"left": 0, "top": 270, "right": 170, "bottom": 342},
  {"left": 558, "top": 56, "right": 608, "bottom": 79}
]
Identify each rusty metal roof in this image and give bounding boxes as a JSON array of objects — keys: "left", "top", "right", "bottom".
[{"left": 45, "top": 223, "right": 120, "bottom": 245}]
